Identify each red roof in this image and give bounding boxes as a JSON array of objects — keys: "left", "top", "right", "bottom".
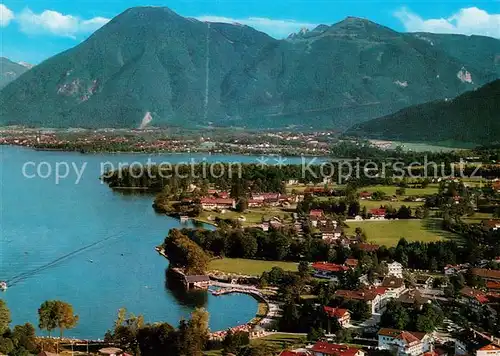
[
  {"left": 357, "top": 243, "right": 380, "bottom": 252},
  {"left": 487, "top": 281, "right": 500, "bottom": 290},
  {"left": 369, "top": 208, "right": 386, "bottom": 216},
  {"left": 310, "top": 209, "right": 324, "bottom": 217},
  {"left": 324, "top": 306, "right": 350, "bottom": 318},
  {"left": 334, "top": 288, "right": 383, "bottom": 301},
  {"left": 460, "top": 287, "right": 489, "bottom": 304},
  {"left": 311, "top": 342, "right": 360, "bottom": 356},
  {"left": 472, "top": 268, "right": 500, "bottom": 280},
  {"left": 312, "top": 262, "right": 349, "bottom": 273},
  {"left": 359, "top": 191, "right": 372, "bottom": 197},
  {"left": 200, "top": 198, "right": 234, "bottom": 205},
  {"left": 279, "top": 351, "right": 311, "bottom": 356},
  {"left": 345, "top": 258, "right": 359, "bottom": 267}
]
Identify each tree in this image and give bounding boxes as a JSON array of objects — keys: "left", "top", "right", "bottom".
[
  {"left": 38, "top": 300, "right": 78, "bottom": 337},
  {"left": 38, "top": 301, "right": 57, "bottom": 337},
  {"left": 307, "top": 326, "right": 325, "bottom": 342},
  {"left": 11, "top": 323, "right": 37, "bottom": 354},
  {"left": 0, "top": 300, "right": 10, "bottom": 334},
  {"left": 236, "top": 198, "right": 248, "bottom": 213},
  {"left": 380, "top": 301, "right": 410, "bottom": 330},
  {"left": 54, "top": 301, "right": 78, "bottom": 337},
  {"left": 222, "top": 329, "right": 250, "bottom": 355},
  {"left": 178, "top": 308, "right": 209, "bottom": 356},
  {"left": 298, "top": 261, "right": 312, "bottom": 278}
]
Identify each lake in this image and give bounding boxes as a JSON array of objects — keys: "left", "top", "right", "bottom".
[{"left": 0, "top": 146, "right": 316, "bottom": 339}]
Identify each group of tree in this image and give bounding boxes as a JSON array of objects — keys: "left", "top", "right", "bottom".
[
  {"left": 380, "top": 301, "right": 444, "bottom": 332},
  {"left": 105, "top": 307, "right": 210, "bottom": 356},
  {"left": 179, "top": 225, "right": 358, "bottom": 264},
  {"left": 38, "top": 300, "right": 79, "bottom": 337},
  {"left": 163, "top": 229, "right": 210, "bottom": 275},
  {"left": 0, "top": 300, "right": 39, "bottom": 356}
]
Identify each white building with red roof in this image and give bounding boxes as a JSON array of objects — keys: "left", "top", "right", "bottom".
[
  {"left": 378, "top": 328, "right": 432, "bottom": 356},
  {"left": 323, "top": 306, "right": 351, "bottom": 327}
]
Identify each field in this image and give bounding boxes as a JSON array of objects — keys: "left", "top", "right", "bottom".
[
  {"left": 359, "top": 185, "right": 439, "bottom": 196},
  {"left": 382, "top": 141, "right": 470, "bottom": 152},
  {"left": 345, "top": 219, "right": 457, "bottom": 247},
  {"left": 360, "top": 200, "right": 424, "bottom": 210},
  {"left": 203, "top": 333, "right": 306, "bottom": 356},
  {"left": 197, "top": 207, "right": 292, "bottom": 227},
  {"left": 208, "top": 258, "right": 298, "bottom": 276}
]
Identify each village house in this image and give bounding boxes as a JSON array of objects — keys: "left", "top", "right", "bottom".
[
  {"left": 320, "top": 224, "right": 343, "bottom": 240},
  {"left": 323, "top": 306, "right": 351, "bottom": 327},
  {"left": 387, "top": 261, "right": 404, "bottom": 278},
  {"left": 359, "top": 191, "right": 372, "bottom": 200},
  {"left": 200, "top": 198, "right": 236, "bottom": 210},
  {"left": 369, "top": 208, "right": 386, "bottom": 220},
  {"left": 334, "top": 288, "right": 386, "bottom": 314},
  {"left": 309, "top": 342, "right": 364, "bottom": 356},
  {"left": 345, "top": 259, "right": 359, "bottom": 269},
  {"left": 378, "top": 328, "right": 433, "bottom": 356},
  {"left": 381, "top": 276, "right": 407, "bottom": 299}
]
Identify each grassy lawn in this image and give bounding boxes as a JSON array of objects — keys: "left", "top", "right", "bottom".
[
  {"left": 250, "top": 333, "right": 306, "bottom": 348},
  {"left": 204, "top": 333, "right": 306, "bottom": 356},
  {"left": 359, "top": 185, "right": 438, "bottom": 196},
  {"left": 462, "top": 212, "right": 494, "bottom": 224},
  {"left": 345, "top": 219, "right": 457, "bottom": 247},
  {"left": 209, "top": 258, "right": 298, "bottom": 276},
  {"left": 360, "top": 200, "right": 424, "bottom": 210},
  {"left": 197, "top": 207, "right": 292, "bottom": 227}
]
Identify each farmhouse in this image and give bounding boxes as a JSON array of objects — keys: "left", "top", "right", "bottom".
[{"left": 369, "top": 208, "right": 386, "bottom": 219}]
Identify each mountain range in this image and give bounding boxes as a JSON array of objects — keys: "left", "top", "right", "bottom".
[
  {"left": 347, "top": 79, "right": 500, "bottom": 145},
  {"left": 0, "top": 7, "right": 499, "bottom": 129},
  {"left": 0, "top": 58, "right": 31, "bottom": 89}
]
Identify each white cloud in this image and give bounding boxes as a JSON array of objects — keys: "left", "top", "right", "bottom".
[
  {"left": 17, "top": 8, "right": 110, "bottom": 38},
  {"left": 0, "top": 4, "right": 14, "bottom": 27},
  {"left": 395, "top": 7, "right": 500, "bottom": 38},
  {"left": 196, "top": 15, "right": 318, "bottom": 38}
]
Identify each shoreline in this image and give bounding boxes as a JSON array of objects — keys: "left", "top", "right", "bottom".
[
  {"left": 154, "top": 247, "right": 271, "bottom": 331},
  {"left": 2, "top": 143, "right": 329, "bottom": 158}
]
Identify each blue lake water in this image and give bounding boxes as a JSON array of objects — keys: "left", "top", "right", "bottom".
[{"left": 0, "top": 146, "right": 317, "bottom": 339}]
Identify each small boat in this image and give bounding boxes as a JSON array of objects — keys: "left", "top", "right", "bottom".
[
  {"left": 0, "top": 282, "right": 7, "bottom": 291},
  {"left": 89, "top": 259, "right": 94, "bottom": 263}
]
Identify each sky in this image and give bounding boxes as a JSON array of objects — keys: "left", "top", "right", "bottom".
[{"left": 0, "top": 0, "right": 499, "bottom": 64}]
